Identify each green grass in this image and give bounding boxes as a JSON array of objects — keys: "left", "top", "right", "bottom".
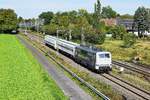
[
  {"left": 97, "top": 39, "right": 150, "bottom": 66},
  {"left": 0, "top": 34, "right": 67, "bottom": 100}
]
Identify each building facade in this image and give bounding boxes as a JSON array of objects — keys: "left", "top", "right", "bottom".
[{"left": 116, "top": 18, "right": 134, "bottom": 32}]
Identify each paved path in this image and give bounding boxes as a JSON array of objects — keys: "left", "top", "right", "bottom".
[{"left": 17, "top": 35, "right": 92, "bottom": 100}]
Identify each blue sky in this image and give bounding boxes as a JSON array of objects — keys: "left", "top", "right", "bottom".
[{"left": 0, "top": 0, "right": 150, "bottom": 18}]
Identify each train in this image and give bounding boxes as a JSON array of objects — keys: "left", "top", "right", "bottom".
[{"left": 44, "top": 35, "right": 112, "bottom": 73}]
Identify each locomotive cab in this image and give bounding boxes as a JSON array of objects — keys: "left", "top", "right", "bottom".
[{"left": 95, "top": 52, "right": 112, "bottom": 71}]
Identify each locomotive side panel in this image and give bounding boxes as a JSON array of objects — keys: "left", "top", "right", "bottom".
[{"left": 75, "top": 47, "right": 96, "bottom": 70}]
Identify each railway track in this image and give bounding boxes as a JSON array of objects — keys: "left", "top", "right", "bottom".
[
  {"left": 20, "top": 34, "right": 110, "bottom": 100},
  {"left": 101, "top": 74, "right": 150, "bottom": 100},
  {"left": 131, "top": 62, "right": 150, "bottom": 70},
  {"left": 24, "top": 33, "right": 150, "bottom": 100},
  {"left": 113, "top": 61, "right": 150, "bottom": 77}
]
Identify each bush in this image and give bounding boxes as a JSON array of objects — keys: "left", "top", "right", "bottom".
[
  {"left": 108, "top": 25, "right": 126, "bottom": 40},
  {"left": 98, "top": 33, "right": 106, "bottom": 44},
  {"left": 123, "top": 33, "right": 136, "bottom": 48},
  {"left": 86, "top": 33, "right": 106, "bottom": 44}
]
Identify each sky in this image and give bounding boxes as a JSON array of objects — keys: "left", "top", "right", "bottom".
[{"left": 0, "top": 0, "right": 150, "bottom": 18}]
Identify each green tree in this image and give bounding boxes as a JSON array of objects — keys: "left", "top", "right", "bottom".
[
  {"left": 93, "top": 0, "right": 101, "bottom": 29},
  {"left": 123, "top": 33, "right": 136, "bottom": 48},
  {"left": 92, "top": 0, "right": 106, "bottom": 44},
  {"left": 0, "top": 9, "right": 17, "bottom": 33},
  {"left": 101, "top": 6, "right": 117, "bottom": 18},
  {"left": 96, "top": 0, "right": 101, "bottom": 18},
  {"left": 75, "top": 16, "right": 91, "bottom": 43},
  {"left": 18, "top": 16, "right": 24, "bottom": 23},
  {"left": 68, "top": 10, "right": 78, "bottom": 24},
  {"left": 39, "top": 11, "right": 54, "bottom": 25},
  {"left": 133, "top": 7, "right": 148, "bottom": 38},
  {"left": 42, "top": 23, "right": 58, "bottom": 35},
  {"left": 78, "top": 9, "right": 88, "bottom": 17},
  {"left": 147, "top": 9, "right": 150, "bottom": 32}
]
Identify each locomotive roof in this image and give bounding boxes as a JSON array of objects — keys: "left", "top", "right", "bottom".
[{"left": 76, "top": 45, "right": 103, "bottom": 54}]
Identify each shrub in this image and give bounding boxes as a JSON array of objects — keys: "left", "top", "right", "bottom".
[
  {"left": 98, "top": 33, "right": 106, "bottom": 44},
  {"left": 85, "top": 33, "right": 106, "bottom": 44},
  {"left": 123, "top": 33, "right": 136, "bottom": 48},
  {"left": 108, "top": 25, "right": 126, "bottom": 40}
]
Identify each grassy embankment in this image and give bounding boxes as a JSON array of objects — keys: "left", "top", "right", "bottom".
[
  {"left": 97, "top": 39, "right": 150, "bottom": 66},
  {"left": 0, "top": 34, "right": 67, "bottom": 100}
]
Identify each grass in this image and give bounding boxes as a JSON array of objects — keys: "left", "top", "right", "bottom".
[
  {"left": 23, "top": 34, "right": 123, "bottom": 100},
  {"left": 97, "top": 39, "right": 150, "bottom": 66},
  {"left": 0, "top": 34, "right": 67, "bottom": 100}
]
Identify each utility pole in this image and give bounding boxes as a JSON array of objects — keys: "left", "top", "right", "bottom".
[
  {"left": 81, "top": 27, "right": 85, "bottom": 45},
  {"left": 56, "top": 29, "right": 60, "bottom": 56},
  {"left": 69, "top": 29, "right": 72, "bottom": 41},
  {"left": 56, "top": 29, "right": 67, "bottom": 55},
  {"left": 42, "top": 19, "right": 45, "bottom": 35},
  {"left": 24, "top": 21, "right": 27, "bottom": 35}
]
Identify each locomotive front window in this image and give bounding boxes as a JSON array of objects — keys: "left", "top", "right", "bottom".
[
  {"left": 99, "top": 53, "right": 110, "bottom": 58},
  {"left": 99, "top": 54, "right": 105, "bottom": 58},
  {"left": 105, "top": 54, "right": 110, "bottom": 58}
]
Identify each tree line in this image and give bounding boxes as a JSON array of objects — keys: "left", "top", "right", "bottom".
[
  {"left": 133, "top": 7, "right": 150, "bottom": 38},
  {"left": 0, "top": 0, "right": 150, "bottom": 47},
  {"left": 38, "top": 4, "right": 150, "bottom": 47},
  {"left": 36, "top": 0, "right": 118, "bottom": 45}
]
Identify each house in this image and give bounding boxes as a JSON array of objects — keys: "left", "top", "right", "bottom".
[
  {"left": 101, "top": 18, "right": 135, "bottom": 32},
  {"left": 116, "top": 18, "right": 134, "bottom": 32},
  {"left": 101, "top": 18, "right": 117, "bottom": 26}
]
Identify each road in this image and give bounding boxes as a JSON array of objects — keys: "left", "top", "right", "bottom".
[{"left": 17, "top": 35, "right": 92, "bottom": 100}]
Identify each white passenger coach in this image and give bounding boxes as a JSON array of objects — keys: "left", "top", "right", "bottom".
[{"left": 44, "top": 35, "right": 79, "bottom": 56}]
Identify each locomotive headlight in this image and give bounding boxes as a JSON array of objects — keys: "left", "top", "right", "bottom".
[
  {"left": 95, "top": 65, "right": 99, "bottom": 70},
  {"left": 109, "top": 64, "right": 112, "bottom": 68}
]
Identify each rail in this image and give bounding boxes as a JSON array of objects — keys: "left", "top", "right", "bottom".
[
  {"left": 20, "top": 34, "right": 110, "bottom": 100},
  {"left": 113, "top": 60, "right": 150, "bottom": 77},
  {"left": 23, "top": 33, "right": 150, "bottom": 100},
  {"left": 101, "top": 74, "right": 150, "bottom": 100}
]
